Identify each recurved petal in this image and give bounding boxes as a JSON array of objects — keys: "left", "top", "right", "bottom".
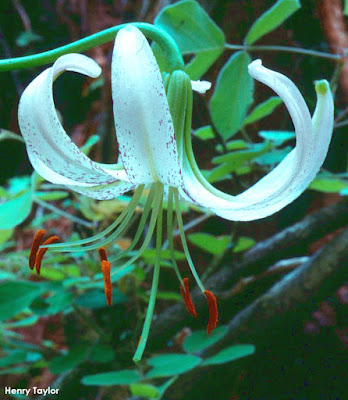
[
  {"left": 67, "top": 181, "right": 136, "bottom": 200},
  {"left": 180, "top": 61, "right": 333, "bottom": 221},
  {"left": 111, "top": 25, "right": 183, "bottom": 187},
  {"left": 18, "top": 53, "right": 129, "bottom": 187}
]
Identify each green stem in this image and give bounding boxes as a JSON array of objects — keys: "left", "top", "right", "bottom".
[
  {"left": 225, "top": 43, "right": 342, "bottom": 60},
  {"left": 0, "top": 22, "right": 184, "bottom": 72},
  {"left": 133, "top": 190, "right": 163, "bottom": 363}
]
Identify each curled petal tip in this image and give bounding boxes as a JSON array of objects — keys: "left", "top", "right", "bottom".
[
  {"left": 248, "top": 59, "right": 263, "bottom": 72},
  {"left": 315, "top": 79, "right": 329, "bottom": 95}
]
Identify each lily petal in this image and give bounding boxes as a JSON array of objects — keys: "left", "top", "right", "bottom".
[
  {"left": 111, "top": 25, "right": 183, "bottom": 187},
  {"left": 66, "top": 181, "right": 136, "bottom": 200},
  {"left": 18, "top": 53, "right": 129, "bottom": 187},
  {"left": 180, "top": 60, "right": 333, "bottom": 221}
]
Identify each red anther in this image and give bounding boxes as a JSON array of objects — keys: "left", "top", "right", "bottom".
[
  {"left": 101, "top": 260, "right": 112, "bottom": 306},
  {"left": 180, "top": 277, "right": 197, "bottom": 318},
  {"left": 35, "top": 236, "right": 60, "bottom": 275},
  {"left": 29, "top": 230, "right": 46, "bottom": 270},
  {"left": 98, "top": 247, "right": 108, "bottom": 262},
  {"left": 204, "top": 290, "right": 218, "bottom": 335}
]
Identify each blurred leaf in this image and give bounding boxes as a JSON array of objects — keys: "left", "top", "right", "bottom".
[
  {"left": 5, "top": 315, "right": 38, "bottom": 329},
  {"left": 152, "top": 291, "right": 182, "bottom": 301},
  {"left": 0, "top": 128, "right": 25, "bottom": 142},
  {"left": 0, "top": 189, "right": 33, "bottom": 229},
  {"left": 194, "top": 125, "right": 215, "bottom": 140},
  {"left": 341, "top": 186, "right": 348, "bottom": 196},
  {"left": 345, "top": 0, "right": 348, "bottom": 16},
  {"left": 155, "top": 0, "right": 225, "bottom": 78},
  {"left": 233, "top": 236, "right": 256, "bottom": 253},
  {"left": 245, "top": 0, "right": 301, "bottom": 45},
  {"left": 183, "top": 326, "right": 228, "bottom": 353},
  {"left": 309, "top": 176, "right": 348, "bottom": 193},
  {"left": 209, "top": 52, "right": 253, "bottom": 140},
  {"left": 188, "top": 233, "right": 230, "bottom": 255},
  {"left": 216, "top": 139, "right": 248, "bottom": 153},
  {"left": 7, "top": 176, "right": 31, "bottom": 194},
  {"left": 258, "top": 130, "right": 295, "bottom": 146},
  {"left": 142, "top": 249, "right": 186, "bottom": 262},
  {"left": 49, "top": 344, "right": 89, "bottom": 374},
  {"left": 0, "top": 351, "right": 28, "bottom": 368},
  {"left": 44, "top": 291, "right": 74, "bottom": 315},
  {"left": 146, "top": 354, "right": 201, "bottom": 378},
  {"left": 75, "top": 288, "right": 127, "bottom": 308},
  {"left": 81, "top": 135, "right": 100, "bottom": 155},
  {"left": 81, "top": 369, "right": 140, "bottom": 386},
  {"left": 0, "top": 229, "right": 13, "bottom": 245},
  {"left": 208, "top": 142, "right": 271, "bottom": 183},
  {"left": 130, "top": 383, "right": 159, "bottom": 399},
  {"left": 89, "top": 344, "right": 114, "bottom": 363},
  {"left": 256, "top": 147, "right": 292, "bottom": 165},
  {"left": 36, "top": 191, "right": 68, "bottom": 201},
  {"left": 244, "top": 97, "right": 282, "bottom": 126},
  {"left": 16, "top": 30, "right": 43, "bottom": 47},
  {"left": 202, "top": 344, "right": 255, "bottom": 366},
  {"left": 0, "top": 281, "right": 45, "bottom": 321}
]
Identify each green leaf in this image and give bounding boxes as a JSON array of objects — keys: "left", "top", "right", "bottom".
[
  {"left": 0, "top": 229, "right": 13, "bottom": 245},
  {"left": 49, "top": 344, "right": 89, "bottom": 374},
  {"left": 81, "top": 135, "right": 100, "bottom": 155},
  {"left": 188, "top": 233, "right": 230, "bottom": 255},
  {"left": 44, "top": 291, "right": 74, "bottom": 315},
  {"left": 309, "top": 177, "right": 348, "bottom": 193},
  {"left": 0, "top": 189, "right": 33, "bottom": 229},
  {"left": 89, "top": 344, "right": 114, "bottom": 363},
  {"left": 256, "top": 147, "right": 292, "bottom": 165},
  {"left": 345, "top": 0, "right": 348, "bottom": 16},
  {"left": 0, "top": 281, "right": 45, "bottom": 321},
  {"left": 243, "top": 97, "right": 282, "bottom": 126},
  {"left": 75, "top": 288, "right": 127, "bottom": 308},
  {"left": 155, "top": 291, "right": 182, "bottom": 301},
  {"left": 6, "top": 315, "right": 38, "bottom": 329},
  {"left": 245, "top": 0, "right": 301, "bottom": 45},
  {"left": 258, "top": 130, "right": 295, "bottom": 146},
  {"left": 202, "top": 344, "right": 255, "bottom": 366},
  {"left": 194, "top": 125, "right": 215, "bottom": 140},
  {"left": 146, "top": 354, "right": 202, "bottom": 378},
  {"left": 208, "top": 142, "right": 272, "bottom": 183},
  {"left": 16, "top": 30, "right": 43, "bottom": 47},
  {"left": 233, "top": 237, "right": 256, "bottom": 253},
  {"left": 216, "top": 139, "right": 248, "bottom": 153},
  {"left": 130, "top": 383, "right": 159, "bottom": 399},
  {"left": 36, "top": 191, "right": 68, "bottom": 201},
  {"left": 81, "top": 369, "right": 140, "bottom": 386},
  {"left": 209, "top": 51, "right": 253, "bottom": 140},
  {"left": 183, "top": 326, "right": 228, "bottom": 353},
  {"left": 155, "top": 0, "right": 225, "bottom": 78},
  {"left": 0, "top": 128, "right": 25, "bottom": 143}
]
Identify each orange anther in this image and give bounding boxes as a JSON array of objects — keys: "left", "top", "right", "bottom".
[
  {"left": 101, "top": 260, "right": 112, "bottom": 306},
  {"left": 204, "top": 290, "right": 218, "bottom": 335},
  {"left": 29, "top": 229, "right": 46, "bottom": 270},
  {"left": 35, "top": 236, "right": 60, "bottom": 275},
  {"left": 180, "top": 277, "right": 197, "bottom": 318},
  {"left": 98, "top": 247, "right": 108, "bottom": 262}
]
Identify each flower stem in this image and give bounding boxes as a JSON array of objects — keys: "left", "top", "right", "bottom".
[
  {"left": 224, "top": 43, "right": 342, "bottom": 60},
  {"left": 133, "top": 191, "right": 163, "bottom": 363},
  {"left": 0, "top": 23, "right": 184, "bottom": 72}
]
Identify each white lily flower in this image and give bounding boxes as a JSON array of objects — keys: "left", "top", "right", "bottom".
[{"left": 18, "top": 25, "right": 333, "bottom": 361}]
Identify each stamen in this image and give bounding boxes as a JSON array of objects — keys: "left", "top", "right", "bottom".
[
  {"left": 98, "top": 247, "right": 108, "bottom": 262},
  {"left": 29, "top": 229, "right": 46, "bottom": 270},
  {"left": 133, "top": 184, "right": 163, "bottom": 363},
  {"left": 180, "top": 277, "right": 197, "bottom": 317},
  {"left": 204, "top": 290, "right": 218, "bottom": 335},
  {"left": 101, "top": 260, "right": 112, "bottom": 306},
  {"left": 42, "top": 185, "right": 144, "bottom": 251},
  {"left": 35, "top": 236, "right": 60, "bottom": 275}
]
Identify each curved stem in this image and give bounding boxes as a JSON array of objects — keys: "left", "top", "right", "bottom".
[
  {"left": 225, "top": 43, "right": 342, "bottom": 60},
  {"left": 0, "top": 22, "right": 184, "bottom": 72}
]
